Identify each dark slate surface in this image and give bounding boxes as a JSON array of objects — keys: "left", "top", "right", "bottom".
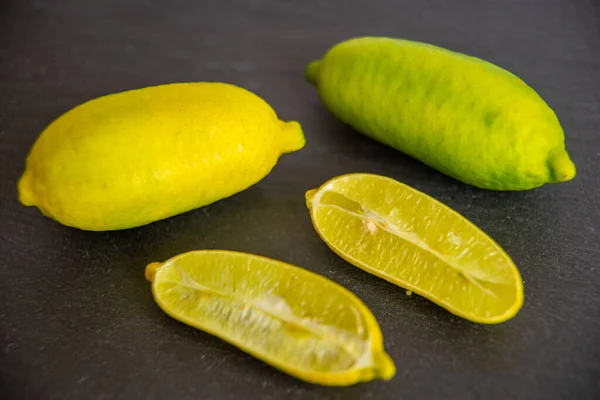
[{"left": 1, "top": 1, "right": 599, "bottom": 399}]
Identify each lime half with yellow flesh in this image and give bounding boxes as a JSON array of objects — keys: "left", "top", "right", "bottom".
[
  {"left": 306, "top": 173, "right": 524, "bottom": 324},
  {"left": 145, "top": 250, "right": 395, "bottom": 386}
]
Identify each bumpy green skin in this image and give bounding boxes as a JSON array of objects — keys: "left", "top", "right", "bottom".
[{"left": 306, "top": 37, "right": 576, "bottom": 190}]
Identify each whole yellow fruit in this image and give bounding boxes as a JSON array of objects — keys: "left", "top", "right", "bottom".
[{"left": 18, "top": 82, "right": 305, "bottom": 230}]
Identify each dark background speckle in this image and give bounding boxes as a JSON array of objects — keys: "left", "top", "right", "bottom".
[{"left": 1, "top": 0, "right": 599, "bottom": 399}]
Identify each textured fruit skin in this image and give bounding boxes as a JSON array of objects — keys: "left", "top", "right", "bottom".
[
  {"left": 306, "top": 37, "right": 576, "bottom": 190},
  {"left": 18, "top": 83, "right": 305, "bottom": 230}
]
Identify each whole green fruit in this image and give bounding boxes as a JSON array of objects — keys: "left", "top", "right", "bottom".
[{"left": 306, "top": 37, "right": 575, "bottom": 190}]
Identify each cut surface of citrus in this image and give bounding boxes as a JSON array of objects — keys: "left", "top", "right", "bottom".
[
  {"left": 306, "top": 174, "right": 524, "bottom": 324},
  {"left": 145, "top": 250, "right": 395, "bottom": 386}
]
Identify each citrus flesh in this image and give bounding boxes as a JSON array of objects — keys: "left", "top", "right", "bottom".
[
  {"left": 145, "top": 250, "right": 395, "bottom": 386},
  {"left": 306, "top": 174, "right": 524, "bottom": 324}
]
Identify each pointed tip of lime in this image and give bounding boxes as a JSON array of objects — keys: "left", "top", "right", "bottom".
[
  {"left": 145, "top": 262, "right": 162, "bottom": 282},
  {"left": 305, "top": 60, "right": 321, "bottom": 85},
  {"left": 279, "top": 120, "right": 306, "bottom": 154},
  {"left": 548, "top": 148, "right": 576, "bottom": 183},
  {"left": 18, "top": 173, "right": 36, "bottom": 206},
  {"left": 305, "top": 189, "right": 318, "bottom": 209},
  {"left": 374, "top": 351, "right": 396, "bottom": 381}
]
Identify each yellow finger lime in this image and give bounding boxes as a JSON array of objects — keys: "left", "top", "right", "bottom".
[
  {"left": 18, "top": 82, "right": 305, "bottom": 230},
  {"left": 306, "top": 36, "right": 575, "bottom": 190},
  {"left": 306, "top": 173, "right": 524, "bottom": 324},
  {"left": 145, "top": 250, "right": 396, "bottom": 386}
]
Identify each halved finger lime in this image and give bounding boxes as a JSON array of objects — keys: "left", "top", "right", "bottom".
[
  {"left": 146, "top": 250, "right": 395, "bottom": 385},
  {"left": 306, "top": 173, "right": 524, "bottom": 324}
]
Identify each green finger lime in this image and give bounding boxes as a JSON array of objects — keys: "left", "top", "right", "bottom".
[{"left": 306, "top": 37, "right": 575, "bottom": 190}]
